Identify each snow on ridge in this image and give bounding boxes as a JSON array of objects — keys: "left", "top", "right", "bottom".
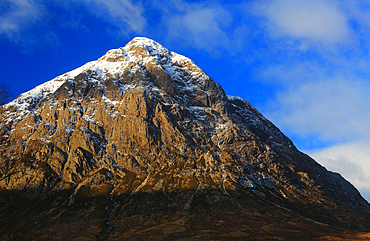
[
  {"left": 4, "top": 60, "right": 98, "bottom": 112},
  {"left": 227, "top": 95, "right": 257, "bottom": 113},
  {"left": 227, "top": 95, "right": 245, "bottom": 102},
  {"left": 125, "top": 37, "right": 208, "bottom": 81},
  {"left": 3, "top": 37, "right": 215, "bottom": 120},
  {"left": 96, "top": 37, "right": 210, "bottom": 89},
  {"left": 169, "top": 52, "right": 210, "bottom": 86},
  {"left": 127, "top": 37, "right": 169, "bottom": 56}
]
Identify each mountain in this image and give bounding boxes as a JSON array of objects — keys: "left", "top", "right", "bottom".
[{"left": 0, "top": 37, "right": 369, "bottom": 240}]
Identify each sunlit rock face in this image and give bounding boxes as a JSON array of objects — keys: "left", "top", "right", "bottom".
[{"left": 0, "top": 37, "right": 369, "bottom": 239}]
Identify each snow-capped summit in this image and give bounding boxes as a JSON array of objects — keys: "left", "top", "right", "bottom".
[{"left": 4, "top": 37, "right": 213, "bottom": 115}]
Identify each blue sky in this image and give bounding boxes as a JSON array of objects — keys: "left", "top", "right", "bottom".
[{"left": 1, "top": 0, "right": 370, "bottom": 201}]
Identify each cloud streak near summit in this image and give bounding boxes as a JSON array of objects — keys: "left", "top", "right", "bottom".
[{"left": 1, "top": 0, "right": 370, "bottom": 201}]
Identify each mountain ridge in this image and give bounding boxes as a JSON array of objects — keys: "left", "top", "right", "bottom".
[{"left": 0, "top": 37, "right": 369, "bottom": 240}]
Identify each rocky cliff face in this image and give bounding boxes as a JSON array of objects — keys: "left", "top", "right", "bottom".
[{"left": 0, "top": 37, "right": 369, "bottom": 240}]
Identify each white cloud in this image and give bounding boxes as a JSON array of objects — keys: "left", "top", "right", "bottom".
[
  {"left": 0, "top": 0, "right": 44, "bottom": 40},
  {"left": 260, "top": 61, "right": 370, "bottom": 202},
  {"left": 0, "top": 0, "right": 146, "bottom": 43},
  {"left": 165, "top": 1, "right": 239, "bottom": 53},
  {"left": 344, "top": 1, "right": 370, "bottom": 28},
  {"left": 308, "top": 141, "right": 370, "bottom": 202},
  {"left": 267, "top": 77, "right": 370, "bottom": 142},
  {"left": 81, "top": 0, "right": 146, "bottom": 33},
  {"left": 254, "top": 0, "right": 350, "bottom": 45},
  {"left": 257, "top": 61, "right": 326, "bottom": 85}
]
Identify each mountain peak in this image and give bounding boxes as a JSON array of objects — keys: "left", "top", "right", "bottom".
[
  {"left": 98, "top": 37, "right": 170, "bottom": 63},
  {"left": 3, "top": 37, "right": 224, "bottom": 123},
  {"left": 1, "top": 38, "right": 370, "bottom": 239},
  {"left": 126, "top": 37, "right": 169, "bottom": 53}
]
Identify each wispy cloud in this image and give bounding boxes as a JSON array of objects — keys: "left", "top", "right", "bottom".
[
  {"left": 167, "top": 3, "right": 231, "bottom": 51},
  {"left": 308, "top": 141, "right": 370, "bottom": 201},
  {"left": 267, "top": 77, "right": 370, "bottom": 142},
  {"left": 249, "top": 2, "right": 370, "bottom": 202},
  {"left": 0, "top": 0, "right": 146, "bottom": 44},
  {"left": 253, "top": 0, "right": 351, "bottom": 47},
  {"left": 344, "top": 0, "right": 370, "bottom": 30},
  {"left": 0, "top": 0, "right": 44, "bottom": 41},
  {"left": 258, "top": 53, "right": 370, "bottom": 201},
  {"left": 79, "top": 0, "right": 146, "bottom": 33},
  {"left": 163, "top": 1, "right": 246, "bottom": 54}
]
